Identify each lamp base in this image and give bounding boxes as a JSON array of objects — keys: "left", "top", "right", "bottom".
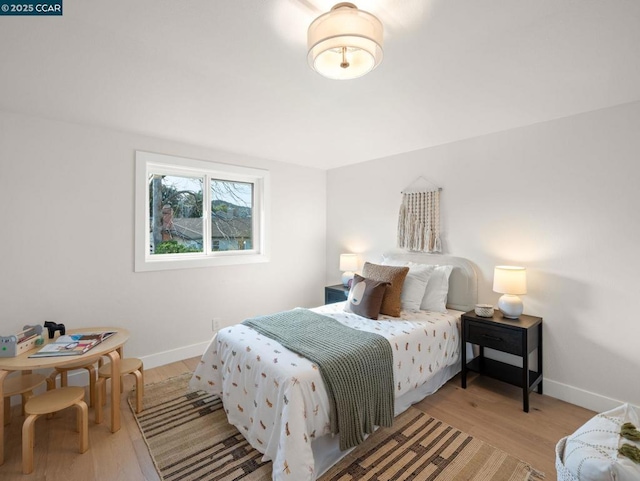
[
  {"left": 341, "top": 271, "right": 354, "bottom": 287},
  {"left": 498, "top": 294, "right": 523, "bottom": 319}
]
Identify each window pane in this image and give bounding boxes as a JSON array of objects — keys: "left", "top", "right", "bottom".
[
  {"left": 210, "top": 179, "right": 253, "bottom": 251},
  {"left": 149, "top": 174, "right": 204, "bottom": 254}
]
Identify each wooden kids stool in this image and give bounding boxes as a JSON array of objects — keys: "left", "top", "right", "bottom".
[
  {"left": 22, "top": 386, "right": 89, "bottom": 474},
  {"left": 95, "top": 357, "right": 144, "bottom": 424},
  {"left": 47, "top": 359, "right": 98, "bottom": 407},
  {"left": 3, "top": 373, "right": 47, "bottom": 424}
]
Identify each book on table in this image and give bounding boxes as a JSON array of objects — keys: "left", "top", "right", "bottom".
[{"left": 29, "top": 331, "right": 116, "bottom": 358}]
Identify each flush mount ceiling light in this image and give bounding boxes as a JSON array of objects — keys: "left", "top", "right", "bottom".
[{"left": 307, "top": 3, "right": 383, "bottom": 80}]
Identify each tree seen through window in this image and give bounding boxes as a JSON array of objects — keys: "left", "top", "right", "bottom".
[{"left": 149, "top": 175, "right": 253, "bottom": 255}]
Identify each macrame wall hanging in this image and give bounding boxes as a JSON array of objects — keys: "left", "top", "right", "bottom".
[{"left": 397, "top": 177, "right": 442, "bottom": 253}]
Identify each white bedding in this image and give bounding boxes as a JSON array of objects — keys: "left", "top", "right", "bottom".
[{"left": 189, "top": 303, "right": 463, "bottom": 481}]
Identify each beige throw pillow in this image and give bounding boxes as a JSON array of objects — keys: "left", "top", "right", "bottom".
[{"left": 362, "top": 262, "right": 409, "bottom": 317}]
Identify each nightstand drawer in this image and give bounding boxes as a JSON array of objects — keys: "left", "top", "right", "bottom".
[{"left": 466, "top": 321, "right": 522, "bottom": 356}]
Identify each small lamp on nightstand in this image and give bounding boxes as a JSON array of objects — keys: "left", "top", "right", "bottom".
[
  {"left": 339, "top": 253, "right": 358, "bottom": 287},
  {"left": 493, "top": 266, "right": 527, "bottom": 319}
]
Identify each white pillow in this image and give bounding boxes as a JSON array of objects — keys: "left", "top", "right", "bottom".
[
  {"left": 380, "top": 258, "right": 434, "bottom": 311},
  {"left": 562, "top": 403, "right": 640, "bottom": 481},
  {"left": 400, "top": 263, "right": 435, "bottom": 312},
  {"left": 418, "top": 264, "right": 453, "bottom": 312}
]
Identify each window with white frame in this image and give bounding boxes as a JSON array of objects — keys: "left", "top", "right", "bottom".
[{"left": 135, "top": 151, "right": 269, "bottom": 271}]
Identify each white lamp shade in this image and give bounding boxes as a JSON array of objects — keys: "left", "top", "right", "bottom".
[
  {"left": 339, "top": 253, "right": 359, "bottom": 272},
  {"left": 492, "top": 266, "right": 527, "bottom": 295},
  {"left": 307, "top": 3, "right": 383, "bottom": 80}
]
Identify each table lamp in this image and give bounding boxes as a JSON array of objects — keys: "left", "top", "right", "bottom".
[
  {"left": 339, "top": 253, "right": 358, "bottom": 287},
  {"left": 493, "top": 266, "right": 527, "bottom": 319}
]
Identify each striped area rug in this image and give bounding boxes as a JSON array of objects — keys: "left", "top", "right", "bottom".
[{"left": 130, "top": 373, "right": 543, "bottom": 481}]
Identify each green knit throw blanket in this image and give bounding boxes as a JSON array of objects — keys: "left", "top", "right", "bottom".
[{"left": 243, "top": 308, "right": 394, "bottom": 451}]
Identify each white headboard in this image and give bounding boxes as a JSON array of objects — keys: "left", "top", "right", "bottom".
[{"left": 382, "top": 251, "right": 478, "bottom": 312}]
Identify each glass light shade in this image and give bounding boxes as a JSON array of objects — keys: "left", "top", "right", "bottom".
[
  {"left": 307, "top": 3, "right": 383, "bottom": 80},
  {"left": 493, "top": 266, "right": 527, "bottom": 295},
  {"left": 339, "top": 253, "right": 359, "bottom": 272}
]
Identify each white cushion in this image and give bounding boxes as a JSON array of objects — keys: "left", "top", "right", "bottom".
[
  {"left": 562, "top": 403, "right": 640, "bottom": 481},
  {"left": 400, "top": 263, "right": 435, "bottom": 312},
  {"left": 419, "top": 264, "right": 453, "bottom": 313}
]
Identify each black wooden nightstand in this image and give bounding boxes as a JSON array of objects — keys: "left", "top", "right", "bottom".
[
  {"left": 461, "top": 310, "right": 543, "bottom": 412},
  {"left": 325, "top": 284, "right": 349, "bottom": 304}
]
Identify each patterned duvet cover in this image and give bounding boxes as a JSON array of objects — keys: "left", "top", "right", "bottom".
[{"left": 189, "top": 303, "right": 462, "bottom": 481}]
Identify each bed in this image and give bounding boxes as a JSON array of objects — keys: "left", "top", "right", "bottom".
[{"left": 189, "top": 252, "right": 478, "bottom": 481}]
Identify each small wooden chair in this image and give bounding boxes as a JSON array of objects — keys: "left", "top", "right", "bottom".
[
  {"left": 47, "top": 359, "right": 97, "bottom": 407},
  {"left": 95, "top": 358, "right": 144, "bottom": 424},
  {"left": 3, "top": 373, "right": 47, "bottom": 424},
  {"left": 22, "top": 386, "right": 88, "bottom": 474}
]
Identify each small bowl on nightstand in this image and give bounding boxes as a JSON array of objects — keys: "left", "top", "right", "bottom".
[{"left": 474, "top": 304, "right": 494, "bottom": 317}]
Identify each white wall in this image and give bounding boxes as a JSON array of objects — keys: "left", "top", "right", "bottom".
[
  {"left": 326, "top": 101, "right": 640, "bottom": 412},
  {"left": 0, "top": 111, "right": 327, "bottom": 367}
]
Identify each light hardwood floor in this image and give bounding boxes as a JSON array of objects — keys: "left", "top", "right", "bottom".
[{"left": 0, "top": 357, "right": 594, "bottom": 480}]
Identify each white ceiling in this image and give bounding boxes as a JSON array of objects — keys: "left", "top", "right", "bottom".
[{"left": 1, "top": 0, "right": 639, "bottom": 170}]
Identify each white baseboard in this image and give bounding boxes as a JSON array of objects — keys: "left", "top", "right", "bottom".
[
  {"left": 544, "top": 378, "right": 639, "bottom": 413},
  {"left": 139, "top": 340, "right": 210, "bottom": 370},
  {"left": 483, "top": 349, "right": 638, "bottom": 413}
]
